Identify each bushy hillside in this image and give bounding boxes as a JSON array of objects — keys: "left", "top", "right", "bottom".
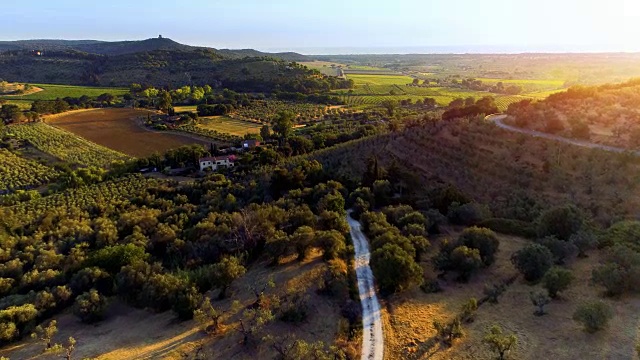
[
  {"left": 0, "top": 48, "right": 326, "bottom": 91},
  {"left": 310, "top": 117, "right": 640, "bottom": 225}
]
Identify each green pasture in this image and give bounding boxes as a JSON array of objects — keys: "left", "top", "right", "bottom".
[{"left": 1, "top": 84, "right": 128, "bottom": 101}]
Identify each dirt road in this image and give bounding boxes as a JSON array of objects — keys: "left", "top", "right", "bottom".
[
  {"left": 487, "top": 114, "right": 640, "bottom": 155},
  {"left": 347, "top": 212, "right": 384, "bottom": 360}
]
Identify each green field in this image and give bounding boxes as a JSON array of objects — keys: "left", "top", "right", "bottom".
[
  {"left": 336, "top": 74, "right": 495, "bottom": 107},
  {"left": 0, "top": 84, "right": 128, "bottom": 101},
  {"left": 475, "top": 77, "right": 565, "bottom": 92},
  {"left": 346, "top": 65, "right": 389, "bottom": 71},
  {"left": 346, "top": 74, "right": 414, "bottom": 86},
  {"left": 475, "top": 78, "right": 564, "bottom": 86},
  {"left": 198, "top": 116, "right": 262, "bottom": 136},
  {"left": 300, "top": 61, "right": 343, "bottom": 76},
  {"left": 335, "top": 73, "right": 551, "bottom": 110}
]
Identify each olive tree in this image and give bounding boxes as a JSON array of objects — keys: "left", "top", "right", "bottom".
[
  {"left": 530, "top": 291, "right": 551, "bottom": 316},
  {"left": 483, "top": 325, "right": 517, "bottom": 360},
  {"left": 31, "top": 320, "right": 58, "bottom": 350},
  {"left": 542, "top": 267, "right": 574, "bottom": 298}
]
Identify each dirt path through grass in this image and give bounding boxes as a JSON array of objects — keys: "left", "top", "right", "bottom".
[{"left": 347, "top": 211, "right": 384, "bottom": 360}]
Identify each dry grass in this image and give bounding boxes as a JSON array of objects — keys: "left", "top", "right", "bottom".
[
  {"left": 0, "top": 83, "right": 44, "bottom": 96},
  {"left": 0, "top": 251, "right": 348, "bottom": 360},
  {"left": 173, "top": 105, "right": 198, "bottom": 113},
  {"left": 47, "top": 108, "right": 208, "bottom": 157},
  {"left": 384, "top": 231, "right": 640, "bottom": 360}
]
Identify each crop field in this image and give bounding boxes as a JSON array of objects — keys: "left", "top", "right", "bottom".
[
  {"left": 475, "top": 77, "right": 565, "bottom": 92},
  {"left": 335, "top": 73, "right": 538, "bottom": 109},
  {"left": 346, "top": 74, "right": 414, "bottom": 86},
  {"left": 197, "top": 116, "right": 262, "bottom": 137},
  {"left": 0, "top": 83, "right": 128, "bottom": 101},
  {"left": 0, "top": 149, "right": 58, "bottom": 191},
  {"left": 495, "top": 95, "right": 531, "bottom": 110},
  {"left": 173, "top": 105, "right": 198, "bottom": 113},
  {"left": 346, "top": 65, "right": 389, "bottom": 71},
  {"left": 524, "top": 89, "right": 566, "bottom": 99},
  {"left": 233, "top": 100, "right": 328, "bottom": 123},
  {"left": 3, "top": 122, "right": 129, "bottom": 167},
  {"left": 2, "top": 99, "right": 32, "bottom": 110},
  {"left": 337, "top": 86, "right": 493, "bottom": 107},
  {"left": 47, "top": 108, "right": 208, "bottom": 158}
]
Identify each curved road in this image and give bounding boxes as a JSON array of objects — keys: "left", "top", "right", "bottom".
[
  {"left": 347, "top": 212, "right": 384, "bottom": 360},
  {"left": 487, "top": 114, "right": 640, "bottom": 155}
]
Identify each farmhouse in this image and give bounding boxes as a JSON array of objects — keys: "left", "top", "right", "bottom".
[
  {"left": 199, "top": 155, "right": 236, "bottom": 171},
  {"left": 242, "top": 139, "right": 261, "bottom": 149}
]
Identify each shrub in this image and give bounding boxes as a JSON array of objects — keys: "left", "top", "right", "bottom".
[
  {"left": 73, "top": 289, "right": 108, "bottom": 323},
  {"left": 483, "top": 283, "right": 506, "bottom": 304},
  {"left": 449, "top": 246, "right": 483, "bottom": 282},
  {"left": 279, "top": 291, "right": 309, "bottom": 324},
  {"left": 371, "top": 243, "right": 423, "bottom": 294},
  {"left": 69, "top": 267, "right": 113, "bottom": 295},
  {"left": 591, "top": 244, "right": 640, "bottom": 297},
  {"left": 210, "top": 256, "right": 246, "bottom": 299},
  {"left": 460, "top": 298, "right": 478, "bottom": 323},
  {"left": 537, "top": 236, "right": 577, "bottom": 265},
  {"left": 542, "top": 267, "right": 574, "bottom": 298},
  {"left": 458, "top": 227, "right": 499, "bottom": 266},
  {"left": 433, "top": 318, "right": 463, "bottom": 346},
  {"left": 511, "top": 244, "right": 554, "bottom": 282},
  {"left": 315, "top": 230, "right": 347, "bottom": 261},
  {"left": 172, "top": 286, "right": 202, "bottom": 320},
  {"left": 601, "top": 220, "right": 640, "bottom": 251},
  {"left": 478, "top": 218, "right": 537, "bottom": 238},
  {"left": 447, "top": 202, "right": 492, "bottom": 226},
  {"left": 569, "top": 230, "right": 598, "bottom": 258},
  {"left": 421, "top": 278, "right": 443, "bottom": 293},
  {"left": 536, "top": 204, "right": 584, "bottom": 240},
  {"left": 88, "top": 244, "right": 148, "bottom": 274},
  {"left": 573, "top": 301, "right": 613, "bottom": 333}
]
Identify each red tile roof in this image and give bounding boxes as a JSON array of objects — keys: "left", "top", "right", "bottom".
[{"left": 199, "top": 155, "right": 236, "bottom": 162}]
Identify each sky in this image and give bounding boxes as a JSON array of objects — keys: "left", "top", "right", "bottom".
[{"left": 3, "top": 0, "right": 640, "bottom": 54}]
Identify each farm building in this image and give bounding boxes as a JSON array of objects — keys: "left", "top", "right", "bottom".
[
  {"left": 242, "top": 139, "right": 261, "bottom": 149},
  {"left": 199, "top": 155, "right": 236, "bottom": 171}
]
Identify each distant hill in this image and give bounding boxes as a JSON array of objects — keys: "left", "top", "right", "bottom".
[
  {"left": 216, "top": 48, "right": 310, "bottom": 62},
  {"left": 0, "top": 38, "right": 353, "bottom": 94},
  {"left": 0, "top": 37, "right": 310, "bottom": 61}
]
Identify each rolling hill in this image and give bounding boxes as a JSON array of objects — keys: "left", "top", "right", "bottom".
[
  {"left": 0, "top": 38, "right": 339, "bottom": 92},
  {"left": 0, "top": 37, "right": 309, "bottom": 61}
]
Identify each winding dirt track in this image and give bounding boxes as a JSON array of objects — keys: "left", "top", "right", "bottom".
[
  {"left": 487, "top": 114, "right": 640, "bottom": 155},
  {"left": 347, "top": 212, "right": 384, "bottom": 360}
]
